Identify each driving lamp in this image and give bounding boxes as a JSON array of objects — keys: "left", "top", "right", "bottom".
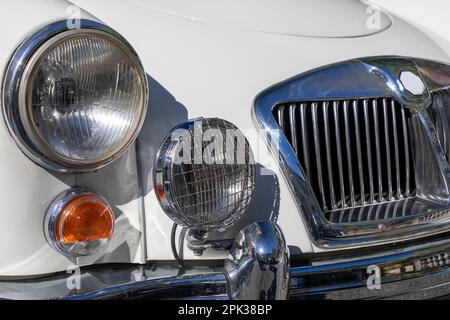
[
  {"left": 2, "top": 20, "right": 148, "bottom": 172},
  {"left": 45, "top": 188, "right": 115, "bottom": 257},
  {"left": 153, "top": 118, "right": 256, "bottom": 238}
]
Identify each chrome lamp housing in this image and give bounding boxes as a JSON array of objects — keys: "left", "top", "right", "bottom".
[{"left": 2, "top": 20, "right": 148, "bottom": 173}]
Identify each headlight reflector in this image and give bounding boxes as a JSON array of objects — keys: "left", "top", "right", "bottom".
[
  {"left": 3, "top": 20, "right": 148, "bottom": 172},
  {"left": 154, "top": 118, "right": 256, "bottom": 231}
]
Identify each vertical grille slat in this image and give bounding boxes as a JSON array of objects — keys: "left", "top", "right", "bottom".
[
  {"left": 373, "top": 99, "right": 383, "bottom": 202},
  {"left": 363, "top": 99, "right": 375, "bottom": 204},
  {"left": 299, "top": 103, "right": 311, "bottom": 181},
  {"left": 383, "top": 98, "right": 393, "bottom": 201},
  {"left": 353, "top": 100, "right": 365, "bottom": 205},
  {"left": 273, "top": 97, "right": 415, "bottom": 214},
  {"left": 323, "top": 101, "right": 336, "bottom": 209},
  {"left": 289, "top": 104, "right": 299, "bottom": 156},
  {"left": 312, "top": 102, "right": 327, "bottom": 210},
  {"left": 344, "top": 100, "right": 356, "bottom": 207},
  {"left": 333, "top": 101, "right": 346, "bottom": 208},
  {"left": 391, "top": 100, "right": 401, "bottom": 198},
  {"left": 277, "top": 105, "right": 286, "bottom": 133},
  {"left": 402, "top": 107, "right": 411, "bottom": 197}
]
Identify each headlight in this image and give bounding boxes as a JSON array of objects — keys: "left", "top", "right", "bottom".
[
  {"left": 2, "top": 20, "right": 148, "bottom": 172},
  {"left": 153, "top": 118, "right": 256, "bottom": 231}
]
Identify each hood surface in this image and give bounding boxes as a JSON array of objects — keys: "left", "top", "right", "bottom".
[{"left": 81, "top": 0, "right": 391, "bottom": 38}]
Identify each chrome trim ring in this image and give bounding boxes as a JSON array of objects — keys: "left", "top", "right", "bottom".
[
  {"left": 44, "top": 187, "right": 114, "bottom": 257},
  {"left": 153, "top": 118, "right": 197, "bottom": 227},
  {"left": 2, "top": 19, "right": 149, "bottom": 173},
  {"left": 253, "top": 56, "right": 450, "bottom": 249}
]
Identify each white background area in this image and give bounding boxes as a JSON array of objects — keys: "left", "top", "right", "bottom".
[{"left": 370, "top": 0, "right": 450, "bottom": 41}]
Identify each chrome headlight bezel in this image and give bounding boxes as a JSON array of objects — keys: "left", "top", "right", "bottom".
[{"left": 2, "top": 20, "right": 148, "bottom": 173}]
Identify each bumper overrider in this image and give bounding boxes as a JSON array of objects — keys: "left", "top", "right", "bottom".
[{"left": 2, "top": 221, "right": 450, "bottom": 300}]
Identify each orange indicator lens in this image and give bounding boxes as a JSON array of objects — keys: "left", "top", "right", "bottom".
[{"left": 55, "top": 194, "right": 114, "bottom": 243}]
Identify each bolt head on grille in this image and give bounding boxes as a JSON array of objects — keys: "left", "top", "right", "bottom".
[{"left": 153, "top": 118, "right": 256, "bottom": 231}]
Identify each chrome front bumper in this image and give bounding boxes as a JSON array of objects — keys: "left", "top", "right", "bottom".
[
  {"left": 290, "top": 236, "right": 450, "bottom": 299},
  {"left": 2, "top": 223, "right": 450, "bottom": 300},
  {"left": 2, "top": 244, "right": 450, "bottom": 299},
  {"left": 0, "top": 266, "right": 230, "bottom": 300}
]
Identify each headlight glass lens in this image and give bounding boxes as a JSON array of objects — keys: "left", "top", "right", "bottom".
[{"left": 24, "top": 31, "right": 146, "bottom": 165}]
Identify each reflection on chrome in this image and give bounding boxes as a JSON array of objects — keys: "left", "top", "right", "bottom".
[
  {"left": 328, "top": 197, "right": 443, "bottom": 224},
  {"left": 224, "top": 221, "right": 290, "bottom": 300}
]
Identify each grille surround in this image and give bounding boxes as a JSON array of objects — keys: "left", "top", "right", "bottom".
[{"left": 253, "top": 56, "right": 450, "bottom": 248}]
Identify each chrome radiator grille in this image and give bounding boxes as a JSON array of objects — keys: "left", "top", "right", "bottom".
[{"left": 273, "top": 98, "right": 415, "bottom": 214}]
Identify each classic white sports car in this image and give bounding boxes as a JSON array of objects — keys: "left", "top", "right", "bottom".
[{"left": 0, "top": 0, "right": 449, "bottom": 300}]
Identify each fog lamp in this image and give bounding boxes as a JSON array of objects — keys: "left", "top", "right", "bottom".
[
  {"left": 45, "top": 188, "right": 115, "bottom": 257},
  {"left": 153, "top": 118, "right": 256, "bottom": 232}
]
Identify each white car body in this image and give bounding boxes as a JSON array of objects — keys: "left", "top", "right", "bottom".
[{"left": 0, "top": 0, "right": 448, "bottom": 278}]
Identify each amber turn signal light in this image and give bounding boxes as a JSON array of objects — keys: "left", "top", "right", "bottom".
[
  {"left": 56, "top": 194, "right": 114, "bottom": 243},
  {"left": 45, "top": 188, "right": 115, "bottom": 257}
]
